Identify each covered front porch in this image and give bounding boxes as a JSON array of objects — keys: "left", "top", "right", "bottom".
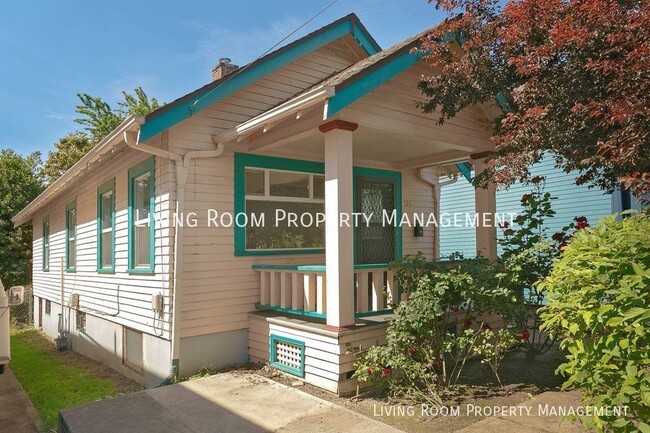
[{"left": 233, "top": 37, "right": 499, "bottom": 394}]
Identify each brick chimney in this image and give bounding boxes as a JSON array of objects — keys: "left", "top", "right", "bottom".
[{"left": 212, "top": 58, "right": 239, "bottom": 81}]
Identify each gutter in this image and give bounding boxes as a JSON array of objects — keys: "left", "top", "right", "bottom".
[
  {"left": 123, "top": 130, "right": 224, "bottom": 381},
  {"left": 12, "top": 116, "right": 143, "bottom": 228}
]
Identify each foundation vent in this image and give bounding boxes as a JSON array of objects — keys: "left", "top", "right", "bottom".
[{"left": 270, "top": 334, "right": 304, "bottom": 377}]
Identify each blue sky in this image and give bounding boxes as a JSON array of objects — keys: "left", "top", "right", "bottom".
[{"left": 0, "top": 1, "right": 446, "bottom": 157}]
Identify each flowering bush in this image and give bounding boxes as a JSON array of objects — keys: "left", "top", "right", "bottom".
[
  {"left": 539, "top": 212, "right": 650, "bottom": 432},
  {"left": 498, "top": 177, "right": 590, "bottom": 356},
  {"left": 354, "top": 257, "right": 518, "bottom": 402}
]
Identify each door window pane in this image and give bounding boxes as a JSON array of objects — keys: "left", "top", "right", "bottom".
[
  {"left": 67, "top": 208, "right": 76, "bottom": 269},
  {"left": 133, "top": 173, "right": 151, "bottom": 267},
  {"left": 100, "top": 190, "right": 114, "bottom": 269},
  {"left": 245, "top": 169, "right": 265, "bottom": 195}
]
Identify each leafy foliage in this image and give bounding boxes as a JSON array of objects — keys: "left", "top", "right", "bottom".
[
  {"left": 0, "top": 150, "right": 43, "bottom": 286},
  {"left": 354, "top": 254, "right": 519, "bottom": 402},
  {"left": 41, "top": 132, "right": 92, "bottom": 185},
  {"left": 418, "top": 0, "right": 650, "bottom": 196},
  {"left": 75, "top": 87, "right": 161, "bottom": 144},
  {"left": 538, "top": 212, "right": 650, "bottom": 432}
]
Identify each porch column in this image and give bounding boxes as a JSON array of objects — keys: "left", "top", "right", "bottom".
[
  {"left": 319, "top": 120, "right": 357, "bottom": 329},
  {"left": 471, "top": 155, "right": 497, "bottom": 260}
]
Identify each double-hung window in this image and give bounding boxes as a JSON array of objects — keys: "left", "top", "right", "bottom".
[
  {"left": 128, "top": 157, "right": 155, "bottom": 273},
  {"left": 42, "top": 217, "right": 50, "bottom": 272},
  {"left": 66, "top": 202, "right": 76, "bottom": 272},
  {"left": 234, "top": 153, "right": 325, "bottom": 255},
  {"left": 97, "top": 178, "right": 115, "bottom": 272}
]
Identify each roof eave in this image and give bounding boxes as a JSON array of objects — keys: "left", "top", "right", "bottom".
[{"left": 12, "top": 115, "right": 144, "bottom": 227}]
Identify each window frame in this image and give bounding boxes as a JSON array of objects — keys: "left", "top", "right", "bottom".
[
  {"left": 234, "top": 153, "right": 326, "bottom": 256},
  {"left": 65, "top": 202, "right": 77, "bottom": 272},
  {"left": 76, "top": 310, "right": 86, "bottom": 331},
  {"left": 127, "top": 157, "right": 155, "bottom": 274},
  {"left": 45, "top": 299, "right": 51, "bottom": 316},
  {"left": 97, "top": 178, "right": 116, "bottom": 273},
  {"left": 42, "top": 216, "right": 50, "bottom": 272}
]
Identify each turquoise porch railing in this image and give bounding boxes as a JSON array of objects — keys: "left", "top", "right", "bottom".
[{"left": 252, "top": 263, "right": 399, "bottom": 319}]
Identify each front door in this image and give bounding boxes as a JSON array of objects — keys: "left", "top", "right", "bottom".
[{"left": 356, "top": 176, "right": 397, "bottom": 264}]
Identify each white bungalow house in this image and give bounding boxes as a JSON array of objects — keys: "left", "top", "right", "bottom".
[{"left": 13, "top": 14, "right": 502, "bottom": 392}]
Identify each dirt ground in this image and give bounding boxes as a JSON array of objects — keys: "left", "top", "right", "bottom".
[{"left": 225, "top": 347, "right": 568, "bottom": 433}]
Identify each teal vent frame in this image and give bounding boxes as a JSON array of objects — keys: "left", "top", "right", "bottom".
[{"left": 269, "top": 334, "right": 305, "bottom": 377}]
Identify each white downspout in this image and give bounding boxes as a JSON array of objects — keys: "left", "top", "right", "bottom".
[
  {"left": 124, "top": 131, "right": 224, "bottom": 379},
  {"left": 417, "top": 167, "right": 458, "bottom": 259}
]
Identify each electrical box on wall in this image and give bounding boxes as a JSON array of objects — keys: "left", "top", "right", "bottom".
[
  {"left": 69, "top": 293, "right": 80, "bottom": 309},
  {"left": 152, "top": 293, "right": 164, "bottom": 313}
]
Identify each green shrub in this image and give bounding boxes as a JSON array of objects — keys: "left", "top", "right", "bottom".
[
  {"left": 538, "top": 212, "right": 650, "bottom": 432},
  {"left": 354, "top": 258, "right": 519, "bottom": 403}
]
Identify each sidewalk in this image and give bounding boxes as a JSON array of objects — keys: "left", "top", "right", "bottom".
[
  {"left": 0, "top": 366, "right": 41, "bottom": 433},
  {"left": 457, "top": 391, "right": 587, "bottom": 433},
  {"left": 60, "top": 372, "right": 403, "bottom": 433}
]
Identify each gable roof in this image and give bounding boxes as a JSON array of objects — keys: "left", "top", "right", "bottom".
[{"left": 139, "top": 13, "right": 380, "bottom": 142}]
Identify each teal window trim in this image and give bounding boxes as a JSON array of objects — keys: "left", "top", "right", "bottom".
[
  {"left": 139, "top": 15, "right": 378, "bottom": 142},
  {"left": 352, "top": 166, "right": 403, "bottom": 263},
  {"left": 234, "top": 153, "right": 325, "bottom": 257},
  {"left": 128, "top": 157, "right": 156, "bottom": 274},
  {"left": 42, "top": 216, "right": 50, "bottom": 272},
  {"left": 65, "top": 202, "right": 76, "bottom": 273},
  {"left": 97, "top": 178, "right": 116, "bottom": 273},
  {"left": 270, "top": 334, "right": 305, "bottom": 377},
  {"left": 235, "top": 154, "right": 403, "bottom": 259}
]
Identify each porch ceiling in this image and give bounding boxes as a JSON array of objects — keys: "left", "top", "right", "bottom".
[{"left": 238, "top": 63, "right": 495, "bottom": 170}]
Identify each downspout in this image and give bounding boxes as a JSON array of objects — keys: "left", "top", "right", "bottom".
[
  {"left": 416, "top": 167, "right": 458, "bottom": 260},
  {"left": 124, "top": 130, "right": 224, "bottom": 383}
]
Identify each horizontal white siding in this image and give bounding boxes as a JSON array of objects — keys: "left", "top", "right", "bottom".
[{"left": 31, "top": 142, "right": 174, "bottom": 338}]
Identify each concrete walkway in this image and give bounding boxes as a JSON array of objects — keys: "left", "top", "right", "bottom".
[
  {"left": 456, "top": 391, "right": 587, "bottom": 433},
  {"left": 0, "top": 367, "right": 41, "bottom": 433},
  {"left": 60, "top": 372, "right": 403, "bottom": 433}
]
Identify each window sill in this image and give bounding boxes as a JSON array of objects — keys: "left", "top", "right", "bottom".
[
  {"left": 128, "top": 268, "right": 155, "bottom": 275},
  {"left": 65, "top": 268, "right": 76, "bottom": 273},
  {"left": 97, "top": 268, "right": 115, "bottom": 274}
]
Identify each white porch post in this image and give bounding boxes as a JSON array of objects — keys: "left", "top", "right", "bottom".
[
  {"left": 472, "top": 155, "right": 497, "bottom": 260},
  {"left": 320, "top": 120, "right": 357, "bottom": 329}
]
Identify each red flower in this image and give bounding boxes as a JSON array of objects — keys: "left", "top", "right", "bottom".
[
  {"left": 381, "top": 368, "right": 392, "bottom": 378},
  {"left": 559, "top": 241, "right": 569, "bottom": 251},
  {"left": 530, "top": 176, "right": 543, "bottom": 184},
  {"left": 521, "top": 194, "right": 531, "bottom": 204},
  {"left": 451, "top": 307, "right": 461, "bottom": 313},
  {"left": 482, "top": 324, "right": 492, "bottom": 330},
  {"left": 498, "top": 221, "right": 510, "bottom": 228},
  {"left": 576, "top": 221, "right": 589, "bottom": 230},
  {"left": 435, "top": 359, "right": 444, "bottom": 367},
  {"left": 464, "top": 319, "right": 473, "bottom": 327},
  {"left": 518, "top": 330, "right": 531, "bottom": 341},
  {"left": 409, "top": 347, "right": 417, "bottom": 357},
  {"left": 366, "top": 367, "right": 373, "bottom": 375},
  {"left": 503, "top": 229, "right": 514, "bottom": 236},
  {"left": 552, "top": 232, "right": 565, "bottom": 241},
  {"left": 575, "top": 216, "right": 587, "bottom": 223}
]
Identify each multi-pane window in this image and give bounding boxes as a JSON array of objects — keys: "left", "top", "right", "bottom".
[
  {"left": 42, "top": 217, "right": 50, "bottom": 271},
  {"left": 128, "top": 157, "right": 155, "bottom": 273},
  {"left": 66, "top": 203, "right": 76, "bottom": 272},
  {"left": 97, "top": 179, "right": 115, "bottom": 272},
  {"left": 244, "top": 167, "right": 325, "bottom": 251}
]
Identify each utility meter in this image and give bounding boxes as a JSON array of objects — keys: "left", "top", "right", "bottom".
[{"left": 0, "top": 279, "right": 25, "bottom": 374}]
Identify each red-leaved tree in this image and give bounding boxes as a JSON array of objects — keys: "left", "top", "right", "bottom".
[{"left": 417, "top": 0, "right": 650, "bottom": 196}]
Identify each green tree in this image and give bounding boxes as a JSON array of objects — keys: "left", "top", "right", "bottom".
[
  {"left": 0, "top": 150, "right": 43, "bottom": 287},
  {"left": 41, "top": 132, "right": 92, "bottom": 185},
  {"left": 75, "top": 87, "right": 162, "bottom": 144}
]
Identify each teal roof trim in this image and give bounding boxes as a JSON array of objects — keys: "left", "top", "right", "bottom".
[
  {"left": 352, "top": 23, "right": 380, "bottom": 55},
  {"left": 455, "top": 162, "right": 473, "bottom": 183},
  {"left": 326, "top": 50, "right": 422, "bottom": 118},
  {"left": 140, "top": 16, "right": 378, "bottom": 142}
]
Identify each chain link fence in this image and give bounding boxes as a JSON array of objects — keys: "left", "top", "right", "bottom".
[{"left": 10, "top": 286, "right": 33, "bottom": 327}]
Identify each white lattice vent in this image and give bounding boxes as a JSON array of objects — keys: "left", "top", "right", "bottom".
[{"left": 270, "top": 335, "right": 304, "bottom": 377}]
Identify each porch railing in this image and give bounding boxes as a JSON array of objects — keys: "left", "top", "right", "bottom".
[{"left": 252, "top": 264, "right": 400, "bottom": 319}]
